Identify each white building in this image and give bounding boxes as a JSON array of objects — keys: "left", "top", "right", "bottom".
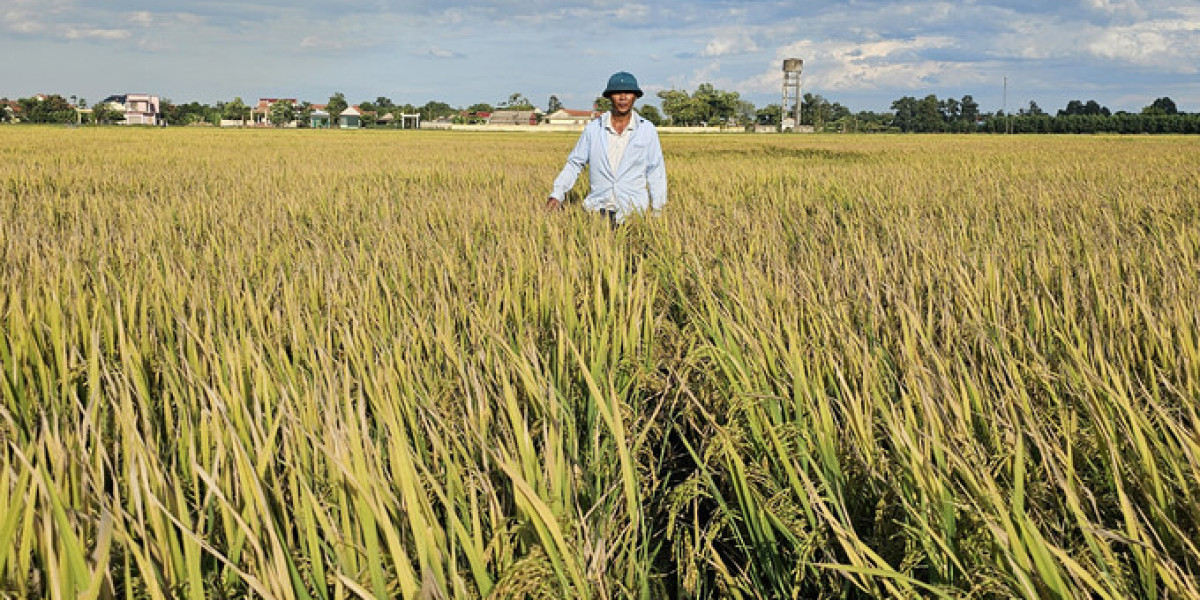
[
  {"left": 101, "top": 93, "right": 162, "bottom": 125},
  {"left": 545, "top": 108, "right": 601, "bottom": 126}
]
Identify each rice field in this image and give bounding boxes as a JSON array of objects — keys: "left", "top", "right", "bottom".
[{"left": 1, "top": 126, "right": 1199, "bottom": 599}]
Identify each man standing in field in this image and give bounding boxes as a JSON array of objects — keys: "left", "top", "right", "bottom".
[{"left": 546, "top": 71, "right": 667, "bottom": 223}]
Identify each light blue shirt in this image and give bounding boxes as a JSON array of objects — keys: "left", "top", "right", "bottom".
[{"left": 550, "top": 111, "right": 667, "bottom": 222}]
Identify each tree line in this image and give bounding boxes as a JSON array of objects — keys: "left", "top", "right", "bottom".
[
  {"left": 764, "top": 93, "right": 1199, "bottom": 134},
  {"left": 4, "top": 89, "right": 1197, "bottom": 134},
  {"left": 0, "top": 92, "right": 540, "bottom": 127}
]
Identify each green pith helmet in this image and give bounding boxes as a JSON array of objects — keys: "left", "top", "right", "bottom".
[{"left": 603, "top": 72, "right": 643, "bottom": 98}]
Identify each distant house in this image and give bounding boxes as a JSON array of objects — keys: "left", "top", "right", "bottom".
[
  {"left": 339, "top": 105, "right": 362, "bottom": 129},
  {"left": 251, "top": 98, "right": 298, "bottom": 126},
  {"left": 309, "top": 104, "right": 330, "bottom": 128},
  {"left": 545, "top": 108, "right": 601, "bottom": 126},
  {"left": 101, "top": 93, "right": 161, "bottom": 125},
  {"left": 489, "top": 110, "right": 538, "bottom": 126},
  {"left": 459, "top": 110, "right": 491, "bottom": 124},
  {"left": 1, "top": 99, "right": 19, "bottom": 122}
]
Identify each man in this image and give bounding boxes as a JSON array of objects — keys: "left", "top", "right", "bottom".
[{"left": 546, "top": 71, "right": 667, "bottom": 224}]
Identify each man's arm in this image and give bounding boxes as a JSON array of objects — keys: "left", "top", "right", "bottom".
[
  {"left": 645, "top": 129, "right": 667, "bottom": 211},
  {"left": 547, "top": 125, "right": 594, "bottom": 208}
]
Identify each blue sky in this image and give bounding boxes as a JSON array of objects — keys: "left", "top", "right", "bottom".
[{"left": 3, "top": 0, "right": 1198, "bottom": 114}]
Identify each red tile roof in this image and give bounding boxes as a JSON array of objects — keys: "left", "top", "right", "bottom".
[{"left": 255, "top": 98, "right": 298, "bottom": 111}]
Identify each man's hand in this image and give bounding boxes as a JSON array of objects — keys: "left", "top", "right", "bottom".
[{"left": 545, "top": 197, "right": 563, "bottom": 210}]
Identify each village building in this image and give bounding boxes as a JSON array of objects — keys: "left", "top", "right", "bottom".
[
  {"left": 339, "top": 106, "right": 362, "bottom": 129},
  {"left": 1, "top": 99, "right": 20, "bottom": 122},
  {"left": 488, "top": 110, "right": 539, "bottom": 126},
  {"left": 100, "top": 93, "right": 162, "bottom": 125},
  {"left": 460, "top": 110, "right": 491, "bottom": 124},
  {"left": 544, "top": 108, "right": 601, "bottom": 126},
  {"left": 250, "top": 98, "right": 299, "bottom": 126},
  {"left": 309, "top": 104, "right": 330, "bottom": 128}
]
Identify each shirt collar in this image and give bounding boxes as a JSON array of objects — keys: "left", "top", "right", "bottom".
[{"left": 603, "top": 110, "right": 638, "bottom": 133}]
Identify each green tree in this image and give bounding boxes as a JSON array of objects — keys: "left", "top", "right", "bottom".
[
  {"left": 829, "top": 101, "right": 851, "bottom": 122},
  {"left": 326, "top": 92, "right": 349, "bottom": 122},
  {"left": 160, "top": 100, "right": 181, "bottom": 125},
  {"left": 1021, "top": 100, "right": 1045, "bottom": 116},
  {"left": 223, "top": 97, "right": 250, "bottom": 123},
  {"left": 296, "top": 102, "right": 314, "bottom": 128},
  {"left": 1058, "top": 100, "right": 1084, "bottom": 116},
  {"left": 940, "top": 97, "right": 960, "bottom": 122},
  {"left": 269, "top": 100, "right": 295, "bottom": 126},
  {"left": 419, "top": 100, "right": 456, "bottom": 121},
  {"left": 17, "top": 97, "right": 36, "bottom": 121},
  {"left": 91, "top": 102, "right": 125, "bottom": 125},
  {"left": 166, "top": 101, "right": 213, "bottom": 126},
  {"left": 915, "top": 94, "right": 943, "bottom": 132},
  {"left": 638, "top": 104, "right": 663, "bottom": 126},
  {"left": 547, "top": 95, "right": 563, "bottom": 113},
  {"left": 656, "top": 89, "right": 698, "bottom": 125},
  {"left": 594, "top": 96, "right": 613, "bottom": 113},
  {"left": 657, "top": 84, "right": 765, "bottom": 127},
  {"left": 803, "top": 93, "right": 843, "bottom": 130},
  {"left": 756, "top": 104, "right": 782, "bottom": 126},
  {"left": 960, "top": 95, "right": 980, "bottom": 124},
  {"left": 735, "top": 100, "right": 756, "bottom": 126},
  {"left": 846, "top": 110, "right": 891, "bottom": 133},
  {"left": 1084, "top": 100, "right": 1111, "bottom": 116},
  {"left": 691, "top": 83, "right": 723, "bottom": 124},
  {"left": 18, "top": 94, "right": 76, "bottom": 124},
  {"left": 499, "top": 93, "right": 533, "bottom": 110},
  {"left": 1059, "top": 99, "right": 1110, "bottom": 117},
  {"left": 1143, "top": 97, "right": 1178, "bottom": 115},
  {"left": 890, "top": 96, "right": 917, "bottom": 132},
  {"left": 697, "top": 84, "right": 742, "bottom": 125}
]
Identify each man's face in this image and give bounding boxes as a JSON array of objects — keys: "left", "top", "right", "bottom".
[{"left": 609, "top": 92, "right": 637, "bottom": 115}]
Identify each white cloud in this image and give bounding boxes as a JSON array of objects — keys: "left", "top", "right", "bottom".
[
  {"left": 1084, "top": 0, "right": 1146, "bottom": 18},
  {"left": 423, "top": 46, "right": 465, "bottom": 59},
  {"left": 666, "top": 61, "right": 723, "bottom": 92},
  {"left": 746, "top": 36, "right": 969, "bottom": 92},
  {"left": 300, "top": 35, "right": 342, "bottom": 49},
  {"left": 7, "top": 19, "right": 44, "bottom": 33},
  {"left": 1086, "top": 18, "right": 1200, "bottom": 71},
  {"left": 700, "top": 31, "right": 761, "bottom": 57},
  {"left": 4, "top": 3, "right": 48, "bottom": 34},
  {"left": 136, "top": 37, "right": 171, "bottom": 52},
  {"left": 64, "top": 27, "right": 132, "bottom": 40},
  {"left": 994, "top": 11, "right": 1200, "bottom": 73},
  {"left": 614, "top": 4, "right": 649, "bottom": 20},
  {"left": 129, "top": 12, "right": 154, "bottom": 27}
]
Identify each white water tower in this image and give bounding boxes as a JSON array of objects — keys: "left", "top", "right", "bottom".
[{"left": 781, "top": 58, "right": 803, "bottom": 131}]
